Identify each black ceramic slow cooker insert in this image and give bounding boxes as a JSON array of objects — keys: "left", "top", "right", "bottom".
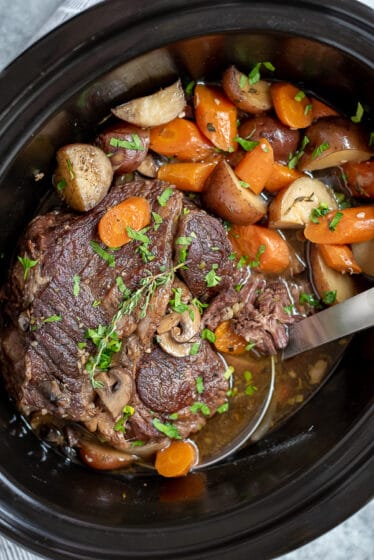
[{"left": 0, "top": 1, "right": 373, "bottom": 559}]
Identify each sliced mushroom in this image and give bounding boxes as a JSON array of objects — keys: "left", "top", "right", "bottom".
[
  {"left": 157, "top": 304, "right": 201, "bottom": 356},
  {"left": 171, "top": 305, "right": 201, "bottom": 343},
  {"left": 95, "top": 368, "right": 134, "bottom": 419},
  {"left": 157, "top": 332, "right": 193, "bottom": 357}
]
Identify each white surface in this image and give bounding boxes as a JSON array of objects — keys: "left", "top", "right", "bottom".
[{"left": 0, "top": 0, "right": 373, "bottom": 559}]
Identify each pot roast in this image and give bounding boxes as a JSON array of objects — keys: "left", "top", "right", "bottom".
[{"left": 0, "top": 178, "right": 296, "bottom": 453}]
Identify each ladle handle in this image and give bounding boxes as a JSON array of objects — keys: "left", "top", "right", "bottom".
[{"left": 283, "top": 288, "right": 374, "bottom": 360}]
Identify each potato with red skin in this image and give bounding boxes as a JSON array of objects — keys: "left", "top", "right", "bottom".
[
  {"left": 239, "top": 115, "right": 300, "bottom": 164},
  {"left": 343, "top": 161, "right": 374, "bottom": 199},
  {"left": 96, "top": 123, "right": 149, "bottom": 175},
  {"left": 222, "top": 65, "right": 272, "bottom": 114},
  {"left": 79, "top": 440, "right": 135, "bottom": 470},
  {"left": 310, "top": 245, "right": 357, "bottom": 304},
  {"left": 202, "top": 160, "right": 267, "bottom": 225},
  {"left": 298, "top": 117, "right": 373, "bottom": 171}
]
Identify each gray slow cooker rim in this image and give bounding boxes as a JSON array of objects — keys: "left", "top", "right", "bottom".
[{"left": 0, "top": 1, "right": 373, "bottom": 559}]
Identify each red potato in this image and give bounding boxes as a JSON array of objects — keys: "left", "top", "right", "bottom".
[
  {"left": 112, "top": 80, "right": 186, "bottom": 127},
  {"left": 342, "top": 161, "right": 374, "bottom": 199},
  {"left": 298, "top": 117, "right": 373, "bottom": 171},
  {"left": 202, "top": 160, "right": 267, "bottom": 225},
  {"left": 239, "top": 115, "right": 300, "bottom": 164},
  {"left": 222, "top": 65, "right": 272, "bottom": 114},
  {"left": 55, "top": 143, "right": 113, "bottom": 211},
  {"left": 95, "top": 123, "right": 149, "bottom": 174},
  {"left": 79, "top": 441, "right": 135, "bottom": 470},
  {"left": 268, "top": 177, "right": 337, "bottom": 229},
  {"left": 310, "top": 245, "right": 357, "bottom": 304}
]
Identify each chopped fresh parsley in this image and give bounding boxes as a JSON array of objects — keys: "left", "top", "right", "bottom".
[
  {"left": 240, "top": 74, "right": 248, "bottom": 89},
  {"left": 294, "top": 90, "right": 305, "bottom": 102},
  {"left": 175, "top": 236, "right": 193, "bottom": 246},
  {"left": 126, "top": 226, "right": 154, "bottom": 263},
  {"left": 205, "top": 264, "right": 221, "bottom": 287},
  {"left": 217, "top": 402, "right": 229, "bottom": 414},
  {"left": 224, "top": 366, "right": 234, "bottom": 380},
  {"left": 85, "top": 325, "right": 122, "bottom": 375},
  {"left": 168, "top": 413, "right": 179, "bottom": 421},
  {"left": 335, "top": 192, "right": 351, "bottom": 209},
  {"left": 322, "top": 290, "right": 337, "bottom": 305},
  {"left": 185, "top": 80, "right": 195, "bottom": 95},
  {"left": 228, "top": 252, "right": 237, "bottom": 260},
  {"left": 77, "top": 342, "right": 87, "bottom": 350},
  {"left": 72, "top": 274, "right": 81, "bottom": 297},
  {"left": 17, "top": 255, "right": 38, "bottom": 280},
  {"left": 190, "top": 402, "right": 211, "bottom": 416},
  {"left": 245, "top": 341, "right": 256, "bottom": 351},
  {"left": 304, "top": 103, "right": 313, "bottom": 115},
  {"left": 116, "top": 276, "right": 131, "bottom": 297},
  {"left": 201, "top": 328, "right": 216, "bottom": 343},
  {"left": 351, "top": 101, "right": 364, "bottom": 123},
  {"left": 288, "top": 135, "right": 310, "bottom": 169},
  {"left": 311, "top": 142, "right": 330, "bottom": 160},
  {"left": 109, "top": 134, "right": 144, "bottom": 151},
  {"left": 152, "top": 418, "right": 182, "bottom": 439},
  {"left": 152, "top": 212, "right": 163, "bottom": 231},
  {"left": 249, "top": 244, "right": 266, "bottom": 268},
  {"left": 92, "top": 300, "right": 101, "bottom": 307},
  {"left": 234, "top": 136, "right": 259, "bottom": 152},
  {"left": 43, "top": 314, "right": 62, "bottom": 324},
  {"left": 195, "top": 376, "right": 204, "bottom": 394},
  {"left": 245, "top": 384, "right": 258, "bottom": 396},
  {"left": 248, "top": 61, "right": 275, "bottom": 85},
  {"left": 299, "top": 292, "right": 321, "bottom": 308},
  {"left": 190, "top": 342, "right": 200, "bottom": 356},
  {"left": 169, "top": 288, "right": 190, "bottom": 314},
  {"left": 237, "top": 255, "right": 248, "bottom": 269},
  {"left": 56, "top": 178, "right": 67, "bottom": 192},
  {"left": 66, "top": 158, "right": 74, "bottom": 179},
  {"left": 310, "top": 202, "right": 330, "bottom": 224},
  {"left": 131, "top": 440, "right": 145, "bottom": 447},
  {"left": 283, "top": 304, "right": 295, "bottom": 315},
  {"left": 90, "top": 241, "right": 116, "bottom": 268},
  {"left": 191, "top": 297, "right": 208, "bottom": 314},
  {"left": 239, "top": 180, "right": 251, "bottom": 189},
  {"left": 157, "top": 187, "right": 174, "bottom": 207},
  {"left": 223, "top": 220, "right": 232, "bottom": 232},
  {"left": 114, "top": 405, "right": 135, "bottom": 433},
  {"left": 328, "top": 211, "right": 343, "bottom": 231}
]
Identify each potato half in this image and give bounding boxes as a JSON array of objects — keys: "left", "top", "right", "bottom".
[
  {"left": 55, "top": 144, "right": 113, "bottom": 212},
  {"left": 351, "top": 238, "right": 374, "bottom": 276},
  {"left": 112, "top": 80, "right": 186, "bottom": 127},
  {"left": 222, "top": 65, "right": 272, "bottom": 114},
  {"left": 298, "top": 117, "right": 373, "bottom": 171},
  {"left": 269, "top": 177, "right": 337, "bottom": 229},
  {"left": 310, "top": 245, "right": 357, "bottom": 304},
  {"left": 203, "top": 160, "right": 267, "bottom": 225}
]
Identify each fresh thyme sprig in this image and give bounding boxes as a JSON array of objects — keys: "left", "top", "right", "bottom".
[{"left": 85, "top": 263, "right": 184, "bottom": 388}]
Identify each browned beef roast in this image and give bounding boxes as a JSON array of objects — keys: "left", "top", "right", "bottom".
[
  {"left": 0, "top": 179, "right": 183, "bottom": 422},
  {"left": 174, "top": 205, "right": 242, "bottom": 299},
  {"left": 0, "top": 179, "right": 229, "bottom": 452},
  {"left": 203, "top": 273, "right": 299, "bottom": 355}
]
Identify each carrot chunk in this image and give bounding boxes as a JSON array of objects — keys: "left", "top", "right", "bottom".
[
  {"left": 229, "top": 224, "right": 290, "bottom": 273},
  {"left": 98, "top": 196, "right": 150, "bottom": 248},
  {"left": 149, "top": 118, "right": 214, "bottom": 161},
  {"left": 194, "top": 84, "right": 238, "bottom": 152},
  {"left": 157, "top": 161, "right": 217, "bottom": 192},
  {"left": 265, "top": 162, "right": 303, "bottom": 193},
  {"left": 214, "top": 320, "right": 247, "bottom": 355},
  {"left": 234, "top": 138, "right": 274, "bottom": 195},
  {"left": 271, "top": 82, "right": 313, "bottom": 129},
  {"left": 318, "top": 244, "right": 362, "bottom": 274},
  {"left": 304, "top": 206, "right": 374, "bottom": 244},
  {"left": 155, "top": 441, "right": 197, "bottom": 478}
]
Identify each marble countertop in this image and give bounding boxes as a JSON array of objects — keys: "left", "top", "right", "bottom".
[{"left": 0, "top": 1, "right": 373, "bottom": 559}]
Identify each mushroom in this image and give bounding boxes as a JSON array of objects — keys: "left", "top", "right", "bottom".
[
  {"left": 95, "top": 367, "right": 134, "bottom": 419},
  {"left": 157, "top": 304, "right": 201, "bottom": 357}
]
